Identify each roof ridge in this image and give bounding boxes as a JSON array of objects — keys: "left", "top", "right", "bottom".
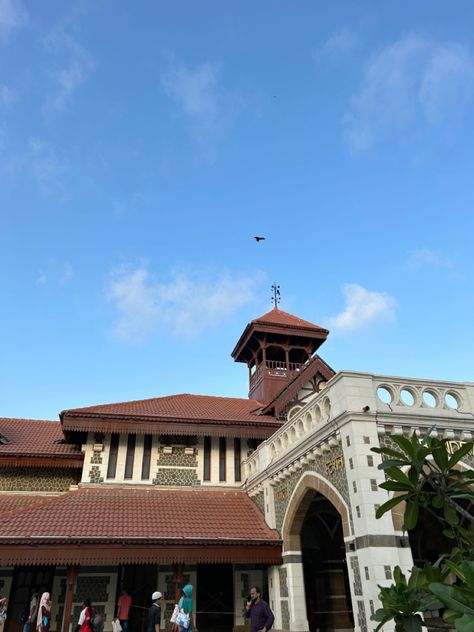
[
  {"left": 62, "top": 392, "right": 264, "bottom": 414},
  {"left": 0, "top": 417, "right": 58, "bottom": 424}
]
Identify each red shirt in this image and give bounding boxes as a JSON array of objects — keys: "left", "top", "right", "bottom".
[{"left": 117, "top": 594, "right": 132, "bottom": 620}]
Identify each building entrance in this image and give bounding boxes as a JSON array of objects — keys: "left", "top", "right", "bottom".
[
  {"left": 301, "top": 492, "right": 353, "bottom": 632},
  {"left": 5, "top": 567, "right": 55, "bottom": 632},
  {"left": 196, "top": 564, "right": 233, "bottom": 632},
  {"left": 120, "top": 565, "right": 159, "bottom": 632}
]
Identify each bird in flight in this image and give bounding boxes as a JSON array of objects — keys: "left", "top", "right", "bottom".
[{"left": 254, "top": 236, "right": 266, "bottom": 242}]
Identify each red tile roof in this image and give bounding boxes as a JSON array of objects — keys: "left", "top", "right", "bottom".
[
  {"left": 262, "top": 355, "right": 336, "bottom": 416},
  {"left": 0, "top": 418, "right": 82, "bottom": 459},
  {"left": 62, "top": 393, "right": 276, "bottom": 424},
  {"left": 252, "top": 307, "right": 328, "bottom": 332},
  {"left": 0, "top": 487, "right": 279, "bottom": 544},
  {"left": 0, "top": 494, "right": 59, "bottom": 519}
]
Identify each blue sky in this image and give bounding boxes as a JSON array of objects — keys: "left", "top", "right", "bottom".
[{"left": 1, "top": 1, "right": 474, "bottom": 420}]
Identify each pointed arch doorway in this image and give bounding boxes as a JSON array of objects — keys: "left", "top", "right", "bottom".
[
  {"left": 282, "top": 473, "right": 354, "bottom": 632},
  {"left": 301, "top": 492, "right": 353, "bottom": 631}
]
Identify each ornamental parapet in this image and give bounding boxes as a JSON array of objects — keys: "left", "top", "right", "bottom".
[{"left": 243, "top": 370, "right": 474, "bottom": 486}]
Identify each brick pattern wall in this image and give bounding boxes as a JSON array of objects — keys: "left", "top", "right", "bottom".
[
  {"left": 90, "top": 449, "right": 103, "bottom": 465},
  {"left": 278, "top": 568, "right": 288, "bottom": 598},
  {"left": 280, "top": 601, "right": 289, "bottom": 630},
  {"left": 0, "top": 466, "right": 80, "bottom": 491},
  {"left": 89, "top": 465, "right": 104, "bottom": 483},
  {"left": 252, "top": 491, "right": 265, "bottom": 515},
  {"left": 158, "top": 447, "right": 198, "bottom": 467},
  {"left": 152, "top": 468, "right": 200, "bottom": 486},
  {"left": 349, "top": 556, "right": 362, "bottom": 596},
  {"left": 357, "top": 600, "right": 368, "bottom": 632}
]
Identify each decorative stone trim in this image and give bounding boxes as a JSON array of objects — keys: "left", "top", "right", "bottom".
[{"left": 280, "top": 471, "right": 350, "bottom": 550}]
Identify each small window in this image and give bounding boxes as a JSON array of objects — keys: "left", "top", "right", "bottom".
[
  {"left": 234, "top": 438, "right": 242, "bottom": 482},
  {"left": 219, "top": 438, "right": 226, "bottom": 482},
  {"left": 141, "top": 434, "right": 152, "bottom": 480},
  {"left": 203, "top": 437, "right": 211, "bottom": 481},
  {"left": 107, "top": 433, "right": 120, "bottom": 479},
  {"left": 124, "top": 434, "right": 136, "bottom": 479}
]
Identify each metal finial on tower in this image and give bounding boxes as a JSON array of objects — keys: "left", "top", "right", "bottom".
[{"left": 271, "top": 282, "right": 281, "bottom": 308}]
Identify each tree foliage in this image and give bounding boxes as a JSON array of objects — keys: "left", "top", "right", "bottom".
[{"left": 370, "top": 431, "right": 474, "bottom": 631}]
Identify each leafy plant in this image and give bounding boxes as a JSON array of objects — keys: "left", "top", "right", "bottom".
[{"left": 370, "top": 432, "right": 474, "bottom": 631}]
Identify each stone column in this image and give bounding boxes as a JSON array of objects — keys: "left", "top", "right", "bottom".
[
  {"left": 267, "top": 566, "right": 281, "bottom": 630},
  {"left": 282, "top": 552, "right": 308, "bottom": 632}
]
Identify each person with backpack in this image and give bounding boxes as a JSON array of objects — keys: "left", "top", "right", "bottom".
[
  {"left": 78, "top": 598, "right": 94, "bottom": 632},
  {"left": 78, "top": 599, "right": 103, "bottom": 632}
]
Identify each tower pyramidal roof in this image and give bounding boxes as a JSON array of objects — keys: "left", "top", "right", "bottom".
[{"left": 250, "top": 305, "right": 328, "bottom": 332}]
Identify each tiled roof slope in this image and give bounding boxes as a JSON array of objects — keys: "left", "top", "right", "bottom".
[
  {"left": 252, "top": 307, "right": 328, "bottom": 332},
  {"left": 0, "top": 418, "right": 82, "bottom": 458},
  {"left": 0, "top": 487, "right": 280, "bottom": 544},
  {"left": 62, "top": 393, "right": 276, "bottom": 423},
  {"left": 262, "top": 355, "right": 336, "bottom": 416},
  {"left": 0, "top": 494, "right": 59, "bottom": 519}
]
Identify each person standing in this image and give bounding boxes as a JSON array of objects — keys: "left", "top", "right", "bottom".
[
  {"left": 245, "top": 586, "right": 274, "bottom": 632},
  {"left": 24, "top": 589, "right": 39, "bottom": 632},
  {"left": 176, "top": 584, "right": 196, "bottom": 632},
  {"left": 115, "top": 588, "right": 132, "bottom": 632},
  {"left": 78, "top": 598, "right": 93, "bottom": 632},
  {"left": 36, "top": 593, "right": 51, "bottom": 632},
  {"left": 146, "top": 592, "right": 161, "bottom": 632}
]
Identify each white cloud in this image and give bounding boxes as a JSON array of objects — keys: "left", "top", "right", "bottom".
[
  {"left": 0, "top": 0, "right": 26, "bottom": 34},
  {"left": 35, "top": 261, "right": 74, "bottom": 286},
  {"left": 328, "top": 284, "right": 397, "bottom": 333},
  {"left": 27, "top": 137, "right": 68, "bottom": 194},
  {"left": 5, "top": 137, "right": 69, "bottom": 195},
  {"left": 344, "top": 34, "right": 474, "bottom": 150},
  {"left": 43, "top": 29, "right": 95, "bottom": 110},
  {"left": 36, "top": 271, "right": 47, "bottom": 285},
  {"left": 0, "top": 83, "right": 16, "bottom": 105},
  {"left": 106, "top": 266, "right": 263, "bottom": 342},
  {"left": 59, "top": 262, "right": 74, "bottom": 284},
  {"left": 406, "top": 248, "right": 453, "bottom": 270},
  {"left": 321, "top": 28, "right": 359, "bottom": 57},
  {"left": 2, "top": 136, "right": 69, "bottom": 196},
  {"left": 161, "top": 56, "right": 242, "bottom": 144}
]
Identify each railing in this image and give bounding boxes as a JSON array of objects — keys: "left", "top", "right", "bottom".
[
  {"left": 249, "top": 360, "right": 304, "bottom": 388},
  {"left": 265, "top": 360, "right": 304, "bottom": 371},
  {"left": 243, "top": 371, "right": 474, "bottom": 484}
]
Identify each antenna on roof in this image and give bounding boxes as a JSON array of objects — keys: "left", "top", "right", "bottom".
[{"left": 271, "top": 282, "right": 281, "bottom": 308}]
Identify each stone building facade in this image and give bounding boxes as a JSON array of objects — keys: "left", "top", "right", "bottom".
[{"left": 1, "top": 307, "right": 473, "bottom": 632}]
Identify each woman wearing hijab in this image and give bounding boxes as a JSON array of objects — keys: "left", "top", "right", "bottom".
[
  {"left": 36, "top": 593, "right": 51, "bottom": 632},
  {"left": 176, "top": 585, "right": 196, "bottom": 632}
]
